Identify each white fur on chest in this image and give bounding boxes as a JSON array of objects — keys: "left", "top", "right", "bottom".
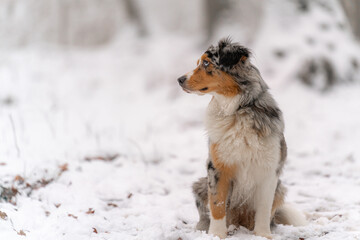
[{"left": 205, "top": 95, "right": 281, "bottom": 179}]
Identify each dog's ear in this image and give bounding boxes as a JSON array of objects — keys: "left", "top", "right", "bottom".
[{"left": 218, "top": 38, "right": 250, "bottom": 67}]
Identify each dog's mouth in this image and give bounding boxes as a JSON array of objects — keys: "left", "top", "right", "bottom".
[
  {"left": 182, "top": 86, "right": 208, "bottom": 94},
  {"left": 181, "top": 87, "right": 191, "bottom": 93}
]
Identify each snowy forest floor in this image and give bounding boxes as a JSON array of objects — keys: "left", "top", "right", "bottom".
[{"left": 0, "top": 38, "right": 360, "bottom": 240}]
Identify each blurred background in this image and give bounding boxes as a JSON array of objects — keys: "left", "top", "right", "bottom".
[
  {"left": 1, "top": 0, "right": 360, "bottom": 88},
  {"left": 1, "top": 0, "right": 360, "bottom": 239}
]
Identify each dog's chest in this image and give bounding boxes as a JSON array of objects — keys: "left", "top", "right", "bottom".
[
  {"left": 206, "top": 105, "right": 256, "bottom": 158},
  {"left": 205, "top": 99, "right": 278, "bottom": 168}
]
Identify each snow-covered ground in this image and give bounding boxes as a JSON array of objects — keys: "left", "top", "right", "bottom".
[{"left": 1, "top": 32, "right": 360, "bottom": 240}]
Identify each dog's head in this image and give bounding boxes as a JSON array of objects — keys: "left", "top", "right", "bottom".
[{"left": 177, "top": 38, "right": 256, "bottom": 97}]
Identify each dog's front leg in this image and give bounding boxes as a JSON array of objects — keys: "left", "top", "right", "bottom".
[
  {"left": 207, "top": 163, "right": 230, "bottom": 239},
  {"left": 207, "top": 144, "right": 235, "bottom": 239},
  {"left": 253, "top": 173, "right": 278, "bottom": 239}
]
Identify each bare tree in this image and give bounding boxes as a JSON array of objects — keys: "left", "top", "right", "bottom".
[
  {"left": 340, "top": 0, "right": 360, "bottom": 41},
  {"left": 121, "top": 0, "right": 147, "bottom": 36},
  {"left": 205, "top": 0, "right": 230, "bottom": 40}
]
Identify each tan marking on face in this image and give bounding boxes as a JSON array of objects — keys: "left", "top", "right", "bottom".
[
  {"left": 209, "top": 143, "right": 237, "bottom": 220},
  {"left": 185, "top": 54, "right": 240, "bottom": 97}
]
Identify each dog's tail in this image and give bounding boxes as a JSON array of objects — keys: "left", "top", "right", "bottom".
[{"left": 274, "top": 203, "right": 307, "bottom": 227}]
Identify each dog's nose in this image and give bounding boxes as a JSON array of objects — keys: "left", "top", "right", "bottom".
[{"left": 177, "top": 75, "right": 187, "bottom": 85}]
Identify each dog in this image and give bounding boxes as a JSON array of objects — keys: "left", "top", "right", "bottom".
[{"left": 177, "top": 38, "right": 306, "bottom": 239}]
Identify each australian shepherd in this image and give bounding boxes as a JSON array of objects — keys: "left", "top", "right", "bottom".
[{"left": 177, "top": 38, "right": 306, "bottom": 239}]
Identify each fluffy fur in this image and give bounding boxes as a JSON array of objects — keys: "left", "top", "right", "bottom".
[{"left": 178, "top": 38, "right": 306, "bottom": 239}]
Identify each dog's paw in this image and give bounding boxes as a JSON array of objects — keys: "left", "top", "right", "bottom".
[
  {"left": 254, "top": 231, "right": 272, "bottom": 239},
  {"left": 208, "top": 229, "right": 227, "bottom": 239},
  {"left": 196, "top": 219, "right": 210, "bottom": 232},
  {"left": 208, "top": 218, "right": 227, "bottom": 239}
]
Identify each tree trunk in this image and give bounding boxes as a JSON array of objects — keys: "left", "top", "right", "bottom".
[{"left": 340, "top": 0, "right": 360, "bottom": 41}]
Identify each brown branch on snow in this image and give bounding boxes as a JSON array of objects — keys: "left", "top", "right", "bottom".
[
  {"left": 107, "top": 203, "right": 118, "bottom": 208},
  {"left": 84, "top": 154, "right": 120, "bottom": 162},
  {"left": 68, "top": 213, "right": 78, "bottom": 219}
]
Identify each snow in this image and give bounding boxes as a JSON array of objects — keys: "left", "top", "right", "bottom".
[
  {"left": 1, "top": 1, "right": 360, "bottom": 239},
  {"left": 1, "top": 35, "right": 359, "bottom": 240}
]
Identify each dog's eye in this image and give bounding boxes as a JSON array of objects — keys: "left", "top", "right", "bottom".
[{"left": 203, "top": 60, "right": 209, "bottom": 67}]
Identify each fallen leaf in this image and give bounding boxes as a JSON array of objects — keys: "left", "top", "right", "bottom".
[
  {"left": 93, "top": 228, "right": 98, "bottom": 234},
  {"left": 127, "top": 193, "right": 133, "bottom": 199},
  {"left": 11, "top": 187, "right": 18, "bottom": 195},
  {"left": 14, "top": 175, "right": 25, "bottom": 183},
  {"left": 59, "top": 163, "right": 68, "bottom": 173},
  {"left": 40, "top": 178, "right": 54, "bottom": 187},
  {"left": 68, "top": 214, "right": 78, "bottom": 219},
  {"left": 86, "top": 208, "right": 95, "bottom": 214},
  {"left": 17, "top": 230, "right": 26, "bottom": 236},
  {"left": 0, "top": 211, "right": 8, "bottom": 220}
]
